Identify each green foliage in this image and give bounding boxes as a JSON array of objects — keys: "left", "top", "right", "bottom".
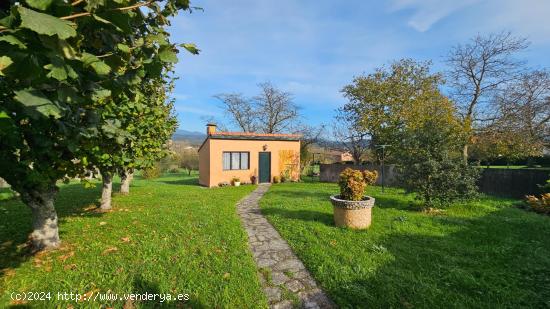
[
  {"left": 273, "top": 176, "right": 281, "bottom": 183},
  {"left": 0, "top": 0, "right": 196, "bottom": 199},
  {"left": 141, "top": 164, "right": 161, "bottom": 180},
  {"left": 338, "top": 168, "right": 378, "bottom": 201},
  {"left": 397, "top": 119, "right": 480, "bottom": 208},
  {"left": 341, "top": 59, "right": 452, "bottom": 160}
]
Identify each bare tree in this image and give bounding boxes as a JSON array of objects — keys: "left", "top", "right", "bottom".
[
  {"left": 334, "top": 109, "right": 370, "bottom": 163},
  {"left": 446, "top": 31, "right": 529, "bottom": 160},
  {"left": 254, "top": 82, "right": 300, "bottom": 133},
  {"left": 215, "top": 82, "right": 300, "bottom": 134},
  {"left": 496, "top": 70, "right": 550, "bottom": 153},
  {"left": 292, "top": 123, "right": 326, "bottom": 171},
  {"left": 213, "top": 93, "right": 258, "bottom": 132}
]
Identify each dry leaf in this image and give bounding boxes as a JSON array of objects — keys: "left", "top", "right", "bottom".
[
  {"left": 99, "top": 222, "right": 107, "bottom": 226},
  {"left": 2, "top": 268, "right": 16, "bottom": 277},
  {"left": 83, "top": 205, "right": 97, "bottom": 212},
  {"left": 10, "top": 299, "right": 28, "bottom": 306},
  {"left": 120, "top": 237, "right": 131, "bottom": 243},
  {"left": 123, "top": 299, "right": 134, "bottom": 309},
  {"left": 64, "top": 264, "right": 77, "bottom": 270},
  {"left": 58, "top": 251, "right": 75, "bottom": 262},
  {"left": 223, "top": 272, "right": 231, "bottom": 279},
  {"left": 102, "top": 247, "right": 118, "bottom": 255},
  {"left": 79, "top": 289, "right": 98, "bottom": 302}
]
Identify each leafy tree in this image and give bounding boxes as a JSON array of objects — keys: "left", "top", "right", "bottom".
[
  {"left": 179, "top": 148, "right": 199, "bottom": 175},
  {"left": 94, "top": 78, "right": 179, "bottom": 209},
  {"left": 341, "top": 59, "right": 452, "bottom": 160},
  {"left": 0, "top": 0, "right": 194, "bottom": 250},
  {"left": 342, "top": 59, "right": 479, "bottom": 207},
  {"left": 397, "top": 116, "right": 480, "bottom": 208}
]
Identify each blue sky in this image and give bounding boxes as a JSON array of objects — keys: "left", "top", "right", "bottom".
[{"left": 168, "top": 0, "right": 550, "bottom": 133}]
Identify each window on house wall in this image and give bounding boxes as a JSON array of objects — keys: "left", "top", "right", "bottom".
[{"left": 223, "top": 152, "right": 250, "bottom": 170}]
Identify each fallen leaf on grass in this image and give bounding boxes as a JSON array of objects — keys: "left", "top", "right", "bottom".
[
  {"left": 120, "top": 237, "right": 131, "bottom": 243},
  {"left": 83, "top": 205, "right": 97, "bottom": 212},
  {"left": 223, "top": 272, "right": 231, "bottom": 279},
  {"left": 78, "top": 289, "right": 99, "bottom": 302},
  {"left": 99, "top": 222, "right": 107, "bottom": 226},
  {"left": 1, "top": 268, "right": 16, "bottom": 277},
  {"left": 64, "top": 264, "right": 77, "bottom": 270},
  {"left": 123, "top": 299, "right": 134, "bottom": 309},
  {"left": 10, "top": 299, "right": 28, "bottom": 306},
  {"left": 58, "top": 251, "right": 75, "bottom": 262},
  {"left": 102, "top": 247, "right": 119, "bottom": 255}
]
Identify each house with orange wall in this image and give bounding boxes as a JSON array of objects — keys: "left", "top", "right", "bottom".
[{"left": 198, "top": 124, "right": 301, "bottom": 187}]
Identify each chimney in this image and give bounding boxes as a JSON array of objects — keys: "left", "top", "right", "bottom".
[{"left": 206, "top": 123, "right": 217, "bottom": 135}]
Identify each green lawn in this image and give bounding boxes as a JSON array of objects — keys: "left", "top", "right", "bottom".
[
  {"left": 260, "top": 181, "right": 550, "bottom": 308},
  {"left": 0, "top": 173, "right": 267, "bottom": 308},
  {"left": 481, "top": 165, "right": 550, "bottom": 170}
]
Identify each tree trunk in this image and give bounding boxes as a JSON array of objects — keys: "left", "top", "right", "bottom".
[
  {"left": 100, "top": 171, "right": 113, "bottom": 210},
  {"left": 119, "top": 169, "right": 133, "bottom": 195},
  {"left": 20, "top": 185, "right": 60, "bottom": 251},
  {"left": 462, "top": 144, "right": 469, "bottom": 162}
]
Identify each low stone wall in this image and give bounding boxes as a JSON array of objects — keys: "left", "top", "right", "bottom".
[
  {"left": 319, "top": 164, "right": 398, "bottom": 186},
  {"left": 319, "top": 164, "right": 549, "bottom": 198}
]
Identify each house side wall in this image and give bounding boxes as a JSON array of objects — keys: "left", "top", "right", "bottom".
[
  {"left": 198, "top": 140, "right": 210, "bottom": 186},
  {"left": 206, "top": 139, "right": 300, "bottom": 187}
]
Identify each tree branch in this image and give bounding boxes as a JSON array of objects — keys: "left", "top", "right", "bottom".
[{"left": 61, "top": 0, "right": 154, "bottom": 20}]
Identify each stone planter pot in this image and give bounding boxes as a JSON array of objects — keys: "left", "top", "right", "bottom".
[
  {"left": 233, "top": 181, "right": 241, "bottom": 187},
  {"left": 330, "top": 195, "right": 375, "bottom": 229}
]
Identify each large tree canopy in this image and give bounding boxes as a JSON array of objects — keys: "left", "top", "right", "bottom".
[{"left": 0, "top": 0, "right": 196, "bottom": 250}]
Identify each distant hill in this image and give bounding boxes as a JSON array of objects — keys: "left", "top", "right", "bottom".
[{"left": 172, "top": 129, "right": 206, "bottom": 145}]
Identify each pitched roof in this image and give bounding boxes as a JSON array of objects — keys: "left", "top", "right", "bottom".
[
  {"left": 198, "top": 131, "right": 301, "bottom": 151},
  {"left": 210, "top": 132, "right": 301, "bottom": 140}
]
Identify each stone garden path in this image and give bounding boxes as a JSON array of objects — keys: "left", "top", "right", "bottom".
[{"left": 236, "top": 184, "right": 335, "bottom": 309}]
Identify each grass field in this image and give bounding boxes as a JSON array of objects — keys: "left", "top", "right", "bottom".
[
  {"left": 0, "top": 173, "right": 267, "bottom": 308},
  {"left": 260, "top": 181, "right": 550, "bottom": 308}
]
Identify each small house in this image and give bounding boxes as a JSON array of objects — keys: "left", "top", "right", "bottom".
[{"left": 198, "top": 124, "right": 301, "bottom": 187}]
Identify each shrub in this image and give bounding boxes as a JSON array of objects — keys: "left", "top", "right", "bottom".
[
  {"left": 338, "top": 168, "right": 378, "bottom": 201},
  {"left": 397, "top": 119, "right": 480, "bottom": 208},
  {"left": 399, "top": 157, "right": 480, "bottom": 208},
  {"left": 273, "top": 176, "right": 281, "bottom": 183},
  {"left": 526, "top": 194, "right": 550, "bottom": 215},
  {"left": 250, "top": 175, "right": 257, "bottom": 184},
  {"left": 142, "top": 164, "right": 161, "bottom": 179},
  {"left": 218, "top": 181, "right": 230, "bottom": 187}
]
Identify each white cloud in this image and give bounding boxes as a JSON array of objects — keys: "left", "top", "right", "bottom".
[{"left": 390, "top": 0, "right": 480, "bottom": 32}]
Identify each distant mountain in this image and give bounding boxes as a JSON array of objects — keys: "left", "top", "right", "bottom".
[{"left": 172, "top": 129, "right": 206, "bottom": 145}]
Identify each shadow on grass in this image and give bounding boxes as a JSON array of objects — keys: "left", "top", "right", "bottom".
[
  {"left": 132, "top": 275, "right": 207, "bottom": 308},
  {"left": 0, "top": 183, "right": 104, "bottom": 279},
  {"left": 266, "top": 189, "right": 330, "bottom": 202},
  {"left": 158, "top": 178, "right": 200, "bottom": 186},
  {"left": 323, "top": 207, "right": 550, "bottom": 308},
  {"left": 262, "top": 207, "right": 334, "bottom": 226}
]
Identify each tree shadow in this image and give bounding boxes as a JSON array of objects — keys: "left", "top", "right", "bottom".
[
  {"left": 322, "top": 207, "right": 550, "bottom": 307},
  {"left": 266, "top": 189, "right": 331, "bottom": 203},
  {"left": 157, "top": 178, "right": 200, "bottom": 186},
  {"left": 0, "top": 182, "right": 105, "bottom": 279},
  {"left": 261, "top": 207, "right": 334, "bottom": 226}
]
